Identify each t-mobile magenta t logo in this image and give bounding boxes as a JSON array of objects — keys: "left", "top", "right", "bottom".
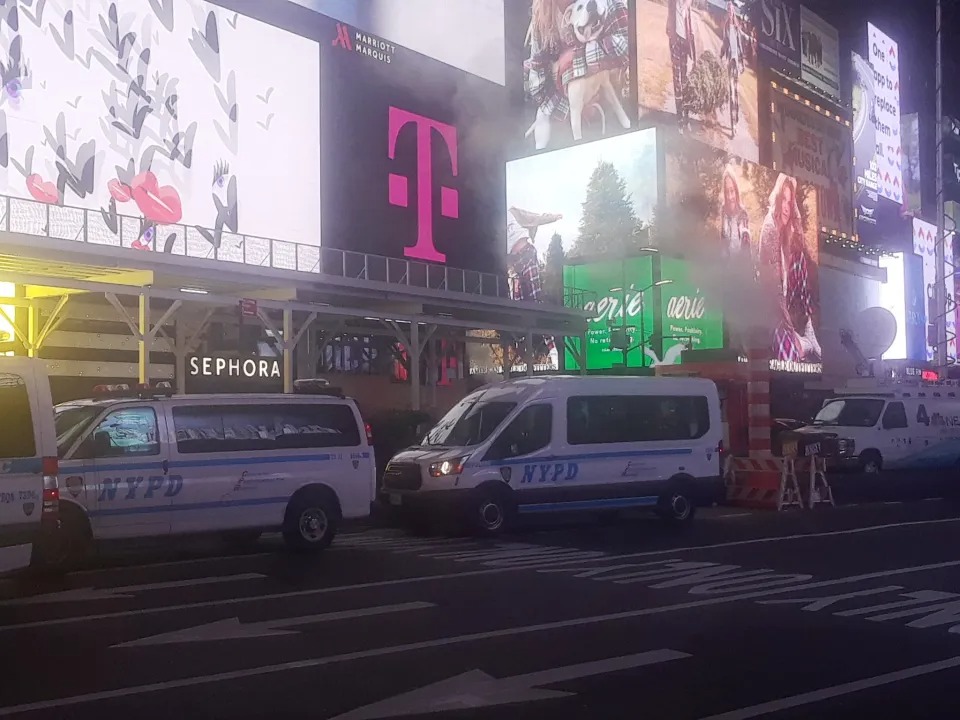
[{"left": 387, "top": 107, "right": 459, "bottom": 264}]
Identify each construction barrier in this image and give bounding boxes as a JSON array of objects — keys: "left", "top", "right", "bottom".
[{"left": 724, "top": 455, "right": 834, "bottom": 511}]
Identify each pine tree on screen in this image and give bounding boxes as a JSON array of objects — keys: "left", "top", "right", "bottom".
[
  {"left": 544, "top": 232, "right": 566, "bottom": 303},
  {"left": 574, "top": 161, "right": 638, "bottom": 257}
]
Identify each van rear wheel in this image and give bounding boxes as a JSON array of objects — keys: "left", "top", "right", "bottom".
[
  {"left": 656, "top": 489, "right": 696, "bottom": 525},
  {"left": 283, "top": 489, "right": 339, "bottom": 553},
  {"left": 32, "top": 504, "right": 92, "bottom": 571}
]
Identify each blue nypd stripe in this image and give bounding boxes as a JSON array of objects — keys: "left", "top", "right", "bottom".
[
  {"left": 482, "top": 448, "right": 693, "bottom": 467},
  {"left": 0, "top": 458, "right": 43, "bottom": 475},
  {"left": 87, "top": 496, "right": 289, "bottom": 518},
  {"left": 517, "top": 496, "right": 660, "bottom": 514},
  {"left": 65, "top": 452, "right": 371, "bottom": 474}
]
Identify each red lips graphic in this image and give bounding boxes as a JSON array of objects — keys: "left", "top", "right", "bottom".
[
  {"left": 26, "top": 174, "right": 59, "bottom": 204},
  {"left": 108, "top": 179, "right": 132, "bottom": 203},
  {"left": 131, "top": 171, "right": 183, "bottom": 224}
]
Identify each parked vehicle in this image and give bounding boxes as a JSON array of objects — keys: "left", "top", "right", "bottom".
[
  {"left": 799, "top": 389, "right": 960, "bottom": 474},
  {"left": 0, "top": 358, "right": 58, "bottom": 575},
  {"left": 49, "top": 384, "right": 374, "bottom": 565},
  {"left": 381, "top": 376, "right": 723, "bottom": 535}
]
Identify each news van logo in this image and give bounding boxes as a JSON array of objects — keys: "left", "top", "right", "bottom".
[{"left": 387, "top": 107, "right": 459, "bottom": 264}]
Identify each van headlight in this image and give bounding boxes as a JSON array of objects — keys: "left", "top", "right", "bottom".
[
  {"left": 429, "top": 456, "right": 469, "bottom": 478},
  {"left": 837, "top": 438, "right": 855, "bottom": 456}
]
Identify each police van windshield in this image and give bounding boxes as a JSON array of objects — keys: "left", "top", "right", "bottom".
[
  {"left": 813, "top": 398, "right": 885, "bottom": 428},
  {"left": 55, "top": 404, "right": 101, "bottom": 456},
  {"left": 423, "top": 400, "right": 517, "bottom": 447}
]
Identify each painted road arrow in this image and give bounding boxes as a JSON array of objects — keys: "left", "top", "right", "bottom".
[
  {"left": 0, "top": 573, "right": 266, "bottom": 606},
  {"left": 330, "top": 649, "right": 691, "bottom": 719},
  {"left": 113, "top": 600, "right": 435, "bottom": 647}
]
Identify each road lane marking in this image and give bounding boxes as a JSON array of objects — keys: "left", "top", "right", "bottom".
[
  {"left": 331, "top": 649, "right": 691, "bottom": 719},
  {"left": 63, "top": 552, "right": 275, "bottom": 579},
  {"left": 0, "top": 573, "right": 267, "bottom": 606},
  {"left": 0, "top": 567, "right": 521, "bottom": 632},
  {"left": 2, "top": 559, "right": 959, "bottom": 714},
  {"left": 697, "top": 656, "right": 960, "bottom": 720},
  {"left": 114, "top": 601, "right": 436, "bottom": 647}
]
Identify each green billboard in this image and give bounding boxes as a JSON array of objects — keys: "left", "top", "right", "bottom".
[
  {"left": 564, "top": 256, "right": 724, "bottom": 370},
  {"left": 658, "top": 257, "right": 725, "bottom": 363}
]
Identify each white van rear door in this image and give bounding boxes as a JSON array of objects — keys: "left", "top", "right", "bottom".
[{"left": 0, "top": 362, "right": 50, "bottom": 574}]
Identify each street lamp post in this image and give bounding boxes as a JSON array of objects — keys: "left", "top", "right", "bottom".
[{"left": 609, "top": 278, "right": 673, "bottom": 369}]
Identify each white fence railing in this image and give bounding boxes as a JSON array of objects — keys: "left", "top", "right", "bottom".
[{"left": 0, "top": 195, "right": 509, "bottom": 299}]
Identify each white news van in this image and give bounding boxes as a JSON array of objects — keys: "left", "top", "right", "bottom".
[
  {"left": 382, "top": 376, "right": 723, "bottom": 534},
  {"left": 51, "top": 385, "right": 374, "bottom": 564},
  {"left": 0, "top": 358, "right": 59, "bottom": 575},
  {"left": 802, "top": 386, "right": 960, "bottom": 474}
]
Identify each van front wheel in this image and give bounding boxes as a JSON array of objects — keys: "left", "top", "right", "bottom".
[
  {"left": 283, "top": 489, "right": 339, "bottom": 553},
  {"left": 469, "top": 487, "right": 512, "bottom": 537}
]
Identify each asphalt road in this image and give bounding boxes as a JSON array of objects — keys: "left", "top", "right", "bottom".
[{"left": 4, "top": 495, "right": 960, "bottom": 719}]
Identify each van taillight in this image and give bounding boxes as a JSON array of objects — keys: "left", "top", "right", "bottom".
[
  {"left": 41, "top": 457, "right": 59, "bottom": 523},
  {"left": 365, "top": 423, "right": 373, "bottom": 444}
]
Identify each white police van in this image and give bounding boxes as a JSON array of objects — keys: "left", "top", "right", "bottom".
[
  {"left": 0, "top": 358, "right": 59, "bottom": 575},
  {"left": 382, "top": 376, "right": 723, "bottom": 534},
  {"left": 50, "top": 383, "right": 374, "bottom": 564}
]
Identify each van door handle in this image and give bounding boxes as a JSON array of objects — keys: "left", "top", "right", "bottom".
[{"left": 161, "top": 460, "right": 169, "bottom": 475}]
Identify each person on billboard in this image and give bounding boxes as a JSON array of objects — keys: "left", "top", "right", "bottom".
[
  {"left": 525, "top": 0, "right": 631, "bottom": 149},
  {"left": 506, "top": 206, "right": 562, "bottom": 302},
  {"left": 666, "top": 0, "right": 695, "bottom": 127},
  {"left": 759, "top": 174, "right": 822, "bottom": 362},
  {"left": 720, "top": 0, "right": 744, "bottom": 133},
  {"left": 719, "top": 166, "right": 751, "bottom": 261}
]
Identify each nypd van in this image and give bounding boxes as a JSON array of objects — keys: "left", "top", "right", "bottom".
[
  {"left": 382, "top": 376, "right": 723, "bottom": 534},
  {"left": 49, "top": 384, "right": 374, "bottom": 565},
  {"left": 0, "top": 358, "right": 59, "bottom": 575}
]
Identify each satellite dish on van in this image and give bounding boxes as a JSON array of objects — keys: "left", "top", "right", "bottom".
[{"left": 854, "top": 307, "right": 898, "bottom": 360}]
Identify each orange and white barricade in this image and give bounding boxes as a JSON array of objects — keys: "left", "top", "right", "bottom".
[{"left": 724, "top": 456, "right": 802, "bottom": 511}]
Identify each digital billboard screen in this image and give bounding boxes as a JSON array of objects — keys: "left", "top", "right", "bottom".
[
  {"left": 505, "top": 0, "right": 634, "bottom": 158},
  {"left": 562, "top": 255, "right": 723, "bottom": 370},
  {"left": 318, "top": 14, "right": 507, "bottom": 273},
  {"left": 0, "top": 0, "right": 321, "bottom": 262},
  {"left": 665, "top": 138, "right": 821, "bottom": 368},
  {"left": 769, "top": 92, "right": 854, "bottom": 237},
  {"left": 505, "top": 128, "right": 658, "bottom": 302},
  {"left": 866, "top": 23, "right": 903, "bottom": 205},
  {"left": 636, "top": 0, "right": 759, "bottom": 162},
  {"left": 800, "top": 7, "right": 840, "bottom": 100},
  {"left": 913, "top": 218, "right": 957, "bottom": 363},
  {"left": 852, "top": 51, "right": 910, "bottom": 246},
  {"left": 287, "top": 0, "right": 505, "bottom": 85},
  {"left": 752, "top": 0, "right": 801, "bottom": 77}
]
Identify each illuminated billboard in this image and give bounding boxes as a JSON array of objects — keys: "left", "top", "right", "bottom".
[
  {"left": 636, "top": 0, "right": 759, "bottom": 162},
  {"left": 0, "top": 0, "right": 321, "bottom": 259},
  {"left": 800, "top": 7, "right": 840, "bottom": 100},
  {"left": 852, "top": 51, "right": 909, "bottom": 246},
  {"left": 664, "top": 138, "right": 821, "bottom": 367},
  {"left": 866, "top": 24, "right": 903, "bottom": 204},
  {"left": 288, "top": 0, "right": 505, "bottom": 85},
  {"left": 562, "top": 255, "right": 723, "bottom": 370},
  {"left": 913, "top": 218, "right": 957, "bottom": 363},
  {"left": 752, "top": 0, "right": 801, "bottom": 77},
  {"left": 769, "top": 92, "right": 854, "bottom": 237},
  {"left": 506, "top": 0, "right": 634, "bottom": 157},
  {"left": 319, "top": 14, "right": 506, "bottom": 273},
  {"left": 505, "top": 128, "right": 658, "bottom": 300}
]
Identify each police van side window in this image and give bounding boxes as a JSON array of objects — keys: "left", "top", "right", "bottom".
[
  {"left": 84, "top": 408, "right": 159, "bottom": 458},
  {"left": 484, "top": 404, "right": 552, "bottom": 461},
  {"left": 0, "top": 373, "right": 35, "bottom": 459},
  {"left": 173, "top": 403, "right": 361, "bottom": 454},
  {"left": 173, "top": 406, "right": 275, "bottom": 454},
  {"left": 273, "top": 404, "right": 361, "bottom": 449},
  {"left": 567, "top": 395, "right": 710, "bottom": 445}
]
